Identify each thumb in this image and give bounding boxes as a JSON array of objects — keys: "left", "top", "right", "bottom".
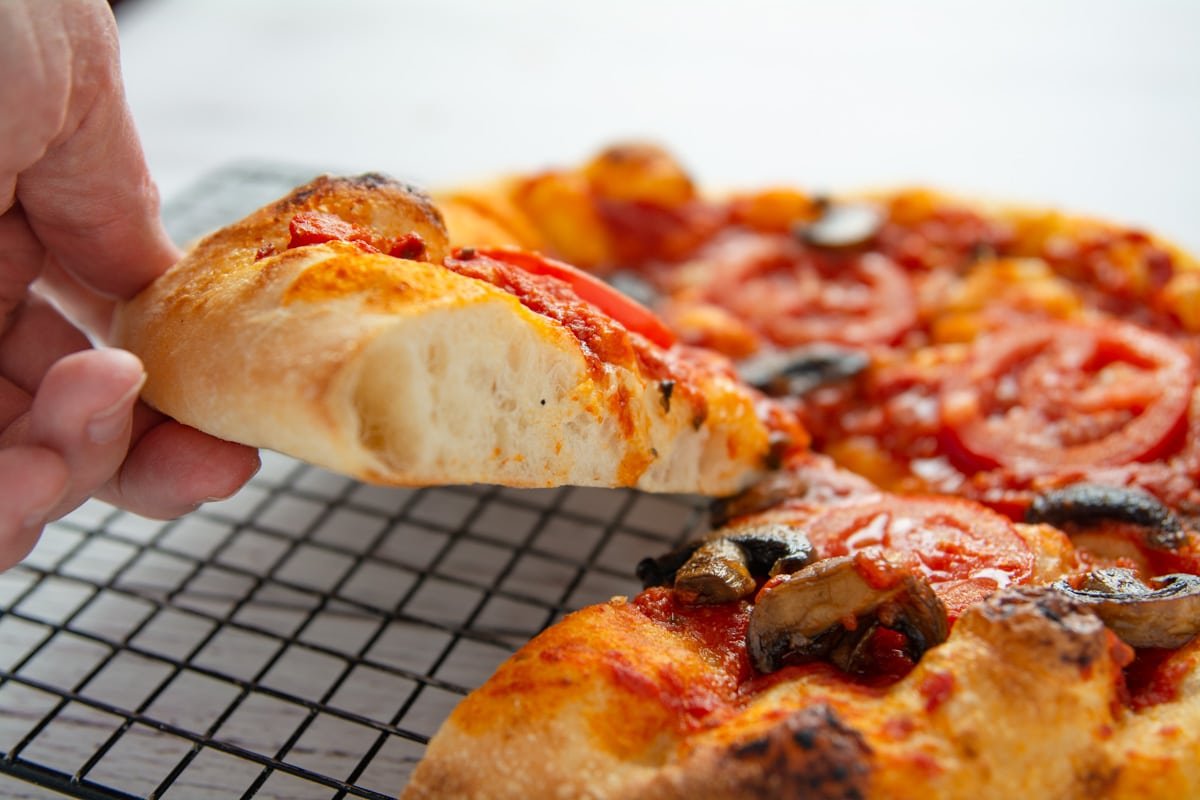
[{"left": 1, "top": 348, "right": 145, "bottom": 541}]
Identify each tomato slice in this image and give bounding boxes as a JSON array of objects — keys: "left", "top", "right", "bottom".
[
  {"left": 693, "top": 235, "right": 917, "bottom": 346},
  {"left": 939, "top": 320, "right": 1195, "bottom": 472},
  {"left": 476, "top": 247, "right": 676, "bottom": 349},
  {"left": 805, "top": 495, "right": 1035, "bottom": 619}
]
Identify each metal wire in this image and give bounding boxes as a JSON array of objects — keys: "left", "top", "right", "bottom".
[{"left": 0, "top": 166, "right": 708, "bottom": 799}]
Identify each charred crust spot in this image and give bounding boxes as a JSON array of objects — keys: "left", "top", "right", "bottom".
[
  {"left": 268, "top": 174, "right": 444, "bottom": 231},
  {"left": 971, "top": 587, "right": 1107, "bottom": 670},
  {"left": 792, "top": 726, "right": 817, "bottom": 750},
  {"left": 732, "top": 736, "right": 771, "bottom": 758},
  {"left": 273, "top": 176, "right": 329, "bottom": 209},
  {"left": 658, "top": 380, "right": 675, "bottom": 414},
  {"left": 764, "top": 432, "right": 792, "bottom": 471},
  {"left": 728, "top": 705, "right": 872, "bottom": 800},
  {"left": 349, "top": 172, "right": 405, "bottom": 190}
]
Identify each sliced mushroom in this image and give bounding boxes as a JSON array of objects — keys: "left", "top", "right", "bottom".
[
  {"left": 737, "top": 345, "right": 870, "bottom": 398},
  {"left": 674, "top": 538, "right": 756, "bottom": 604},
  {"left": 636, "top": 522, "right": 815, "bottom": 604},
  {"left": 1052, "top": 568, "right": 1200, "bottom": 649},
  {"left": 747, "top": 555, "right": 949, "bottom": 674},
  {"left": 796, "top": 202, "right": 884, "bottom": 249},
  {"left": 724, "top": 521, "right": 815, "bottom": 577},
  {"left": 1026, "top": 484, "right": 1185, "bottom": 550}
]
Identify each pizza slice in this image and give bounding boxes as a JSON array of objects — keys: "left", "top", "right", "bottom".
[
  {"left": 404, "top": 455, "right": 1200, "bottom": 799},
  {"left": 112, "top": 174, "right": 804, "bottom": 493}
]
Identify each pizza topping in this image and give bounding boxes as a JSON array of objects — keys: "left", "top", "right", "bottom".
[
  {"left": 1124, "top": 646, "right": 1195, "bottom": 710},
  {"left": 630, "top": 588, "right": 753, "bottom": 682},
  {"left": 876, "top": 190, "right": 1016, "bottom": 271},
  {"left": 805, "top": 496, "right": 1035, "bottom": 619},
  {"left": 637, "top": 522, "right": 816, "bottom": 603},
  {"left": 1052, "top": 568, "right": 1200, "bottom": 649},
  {"left": 1026, "top": 484, "right": 1186, "bottom": 551},
  {"left": 724, "top": 521, "right": 819, "bottom": 578},
  {"left": 286, "top": 211, "right": 431, "bottom": 262},
  {"left": 673, "top": 538, "right": 756, "bottom": 605},
  {"left": 797, "top": 202, "right": 885, "bottom": 250},
  {"left": 288, "top": 210, "right": 380, "bottom": 251},
  {"left": 688, "top": 234, "right": 919, "bottom": 347},
  {"left": 388, "top": 232, "right": 427, "bottom": 260},
  {"left": 737, "top": 344, "right": 870, "bottom": 398},
  {"left": 471, "top": 248, "right": 677, "bottom": 349},
  {"left": 746, "top": 554, "right": 949, "bottom": 675},
  {"left": 939, "top": 320, "right": 1195, "bottom": 471},
  {"left": 918, "top": 670, "right": 956, "bottom": 713},
  {"left": 445, "top": 250, "right": 645, "bottom": 371}
]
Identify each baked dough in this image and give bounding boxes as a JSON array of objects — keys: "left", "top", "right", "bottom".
[{"left": 112, "top": 175, "right": 798, "bottom": 493}]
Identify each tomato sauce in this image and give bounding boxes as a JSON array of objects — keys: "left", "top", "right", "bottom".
[
  {"left": 1124, "top": 647, "right": 1194, "bottom": 710},
  {"left": 631, "top": 587, "right": 753, "bottom": 684},
  {"left": 917, "top": 670, "right": 955, "bottom": 712}
]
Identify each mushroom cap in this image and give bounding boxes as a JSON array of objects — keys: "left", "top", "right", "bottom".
[
  {"left": 747, "top": 555, "right": 948, "bottom": 675},
  {"left": 1052, "top": 568, "right": 1200, "bottom": 649}
]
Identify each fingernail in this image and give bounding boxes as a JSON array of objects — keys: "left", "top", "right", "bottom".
[{"left": 87, "top": 374, "right": 147, "bottom": 444}]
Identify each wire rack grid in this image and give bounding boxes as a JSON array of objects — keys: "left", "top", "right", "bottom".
[{"left": 0, "top": 165, "right": 709, "bottom": 800}]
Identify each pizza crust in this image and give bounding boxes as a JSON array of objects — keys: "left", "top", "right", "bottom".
[
  {"left": 112, "top": 175, "right": 780, "bottom": 493},
  {"left": 403, "top": 588, "right": 1148, "bottom": 800}
]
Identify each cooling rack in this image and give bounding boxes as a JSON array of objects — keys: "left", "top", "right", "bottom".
[{"left": 0, "top": 164, "right": 709, "bottom": 799}]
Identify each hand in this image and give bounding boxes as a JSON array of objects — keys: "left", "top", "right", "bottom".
[{"left": 0, "top": 0, "right": 260, "bottom": 569}]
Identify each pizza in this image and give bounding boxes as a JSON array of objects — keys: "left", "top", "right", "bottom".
[
  {"left": 112, "top": 173, "right": 804, "bottom": 494},
  {"left": 400, "top": 144, "right": 1200, "bottom": 799}
]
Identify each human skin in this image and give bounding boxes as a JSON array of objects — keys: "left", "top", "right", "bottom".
[{"left": 0, "top": 0, "right": 260, "bottom": 568}]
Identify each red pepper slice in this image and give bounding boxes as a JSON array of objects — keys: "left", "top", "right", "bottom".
[
  {"left": 476, "top": 247, "right": 676, "bottom": 349},
  {"left": 288, "top": 211, "right": 383, "bottom": 252}
]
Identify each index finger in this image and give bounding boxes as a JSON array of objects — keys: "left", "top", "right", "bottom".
[{"left": 2, "top": 0, "right": 179, "bottom": 300}]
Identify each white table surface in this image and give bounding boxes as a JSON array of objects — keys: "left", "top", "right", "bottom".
[
  {"left": 3, "top": 1, "right": 1199, "bottom": 798},
  {"left": 118, "top": 0, "right": 1200, "bottom": 251}
]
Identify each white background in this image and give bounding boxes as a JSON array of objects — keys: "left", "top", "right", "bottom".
[
  {"left": 2, "top": 2, "right": 1198, "bottom": 796},
  {"left": 116, "top": 0, "right": 1200, "bottom": 251}
]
